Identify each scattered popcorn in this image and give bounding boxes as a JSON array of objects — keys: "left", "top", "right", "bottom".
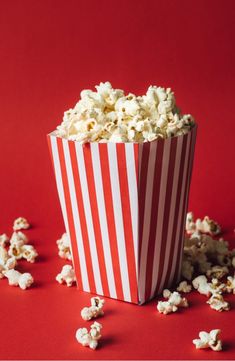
[
  {"left": 0, "top": 234, "right": 9, "bottom": 247},
  {"left": 55, "top": 82, "right": 195, "bottom": 143},
  {"left": 76, "top": 322, "right": 102, "bottom": 350},
  {"left": 192, "top": 275, "right": 213, "bottom": 297},
  {"left": 0, "top": 246, "right": 9, "bottom": 265},
  {"left": 81, "top": 297, "right": 105, "bottom": 321},
  {"left": 206, "top": 265, "right": 229, "bottom": 279},
  {"left": 10, "top": 231, "right": 28, "bottom": 246},
  {"left": 3, "top": 269, "right": 33, "bottom": 290},
  {"left": 177, "top": 280, "right": 192, "bottom": 293},
  {"left": 157, "top": 290, "right": 188, "bottom": 315},
  {"left": 56, "top": 264, "right": 76, "bottom": 287},
  {"left": 193, "top": 329, "right": 222, "bottom": 351},
  {"left": 186, "top": 212, "right": 221, "bottom": 236},
  {"left": 226, "top": 275, "right": 235, "bottom": 294},
  {"left": 56, "top": 233, "right": 72, "bottom": 261},
  {"left": 207, "top": 293, "right": 230, "bottom": 312},
  {"left": 13, "top": 217, "right": 30, "bottom": 231},
  {"left": 8, "top": 243, "right": 38, "bottom": 263},
  {"left": 21, "top": 245, "right": 38, "bottom": 263}
]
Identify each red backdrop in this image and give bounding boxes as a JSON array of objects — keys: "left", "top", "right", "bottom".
[{"left": 0, "top": 0, "right": 235, "bottom": 359}]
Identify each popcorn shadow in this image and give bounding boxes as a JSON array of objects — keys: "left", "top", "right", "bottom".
[
  {"left": 222, "top": 342, "right": 232, "bottom": 352},
  {"left": 100, "top": 336, "right": 114, "bottom": 347}
]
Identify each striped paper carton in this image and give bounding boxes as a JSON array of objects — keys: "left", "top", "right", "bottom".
[{"left": 48, "top": 125, "right": 197, "bottom": 304}]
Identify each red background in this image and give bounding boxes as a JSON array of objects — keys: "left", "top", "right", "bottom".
[{"left": 0, "top": 0, "right": 235, "bottom": 359}]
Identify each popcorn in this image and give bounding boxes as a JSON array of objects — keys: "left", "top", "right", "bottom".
[
  {"left": 76, "top": 322, "right": 102, "bottom": 350},
  {"left": 177, "top": 281, "right": 192, "bottom": 293},
  {"left": 206, "top": 265, "right": 229, "bottom": 279},
  {"left": 56, "top": 265, "right": 76, "bottom": 287},
  {"left": 185, "top": 212, "right": 221, "bottom": 236},
  {"left": 55, "top": 82, "right": 195, "bottom": 143},
  {"left": 10, "top": 231, "right": 28, "bottom": 246},
  {"left": 226, "top": 275, "right": 235, "bottom": 294},
  {"left": 192, "top": 275, "right": 213, "bottom": 297},
  {"left": 157, "top": 290, "right": 188, "bottom": 315},
  {"left": 0, "top": 246, "right": 9, "bottom": 265},
  {"left": 0, "top": 234, "right": 9, "bottom": 247},
  {"left": 13, "top": 217, "right": 30, "bottom": 231},
  {"left": 3, "top": 269, "right": 33, "bottom": 290},
  {"left": 207, "top": 293, "right": 230, "bottom": 312},
  {"left": 193, "top": 329, "right": 222, "bottom": 351},
  {"left": 81, "top": 297, "right": 105, "bottom": 321},
  {"left": 56, "top": 233, "right": 72, "bottom": 261},
  {"left": 8, "top": 243, "right": 38, "bottom": 263}
]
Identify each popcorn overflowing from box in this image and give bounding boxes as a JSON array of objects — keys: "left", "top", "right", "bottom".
[{"left": 48, "top": 81, "right": 197, "bottom": 304}]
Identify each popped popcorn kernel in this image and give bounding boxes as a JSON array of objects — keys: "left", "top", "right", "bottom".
[
  {"left": 0, "top": 234, "right": 9, "bottom": 247},
  {"left": 81, "top": 297, "right": 105, "bottom": 321},
  {"left": 226, "top": 275, "right": 235, "bottom": 294},
  {"left": 76, "top": 322, "right": 102, "bottom": 350},
  {"left": 207, "top": 293, "right": 230, "bottom": 312},
  {"left": 193, "top": 329, "right": 222, "bottom": 351},
  {"left": 186, "top": 212, "right": 221, "bottom": 236},
  {"left": 3, "top": 269, "right": 34, "bottom": 290},
  {"left": 157, "top": 289, "right": 188, "bottom": 315},
  {"left": 56, "top": 264, "right": 76, "bottom": 287},
  {"left": 13, "top": 217, "right": 30, "bottom": 231},
  {"left": 56, "top": 233, "right": 72, "bottom": 261},
  {"left": 177, "top": 280, "right": 192, "bottom": 293}
]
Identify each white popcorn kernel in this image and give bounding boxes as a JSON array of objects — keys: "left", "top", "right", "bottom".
[
  {"left": 186, "top": 212, "right": 196, "bottom": 234},
  {"left": 56, "top": 233, "right": 72, "bottom": 261},
  {"left": 3, "top": 269, "right": 21, "bottom": 286},
  {"left": 192, "top": 275, "right": 213, "bottom": 297},
  {"left": 4, "top": 257, "right": 17, "bottom": 270},
  {"left": 10, "top": 231, "right": 28, "bottom": 246},
  {"left": 18, "top": 273, "right": 34, "bottom": 290},
  {"left": 13, "top": 217, "right": 30, "bottom": 231},
  {"left": 21, "top": 245, "right": 38, "bottom": 263},
  {"left": 56, "top": 265, "right": 76, "bottom": 287},
  {"left": 81, "top": 297, "right": 105, "bottom": 321},
  {"left": 206, "top": 265, "right": 229, "bottom": 279},
  {"left": 76, "top": 322, "right": 102, "bottom": 350},
  {"left": 226, "top": 275, "right": 235, "bottom": 294},
  {"left": 193, "top": 329, "right": 222, "bottom": 351},
  {"left": 177, "top": 281, "right": 192, "bottom": 293},
  {"left": 207, "top": 293, "right": 230, "bottom": 312},
  {"left": 8, "top": 243, "right": 23, "bottom": 260},
  {"left": 157, "top": 290, "right": 188, "bottom": 315},
  {"left": 0, "top": 234, "right": 9, "bottom": 247},
  {"left": 0, "top": 246, "right": 9, "bottom": 265}
]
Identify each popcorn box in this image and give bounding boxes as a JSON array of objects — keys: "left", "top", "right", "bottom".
[{"left": 47, "top": 125, "right": 197, "bottom": 304}]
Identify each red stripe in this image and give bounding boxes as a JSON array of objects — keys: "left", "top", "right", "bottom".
[
  {"left": 164, "top": 135, "right": 188, "bottom": 288},
  {"left": 134, "top": 143, "right": 139, "bottom": 182},
  {"left": 56, "top": 137, "right": 82, "bottom": 287},
  {"left": 116, "top": 144, "right": 138, "bottom": 303},
  {"left": 173, "top": 132, "right": 193, "bottom": 285},
  {"left": 144, "top": 139, "right": 164, "bottom": 301},
  {"left": 153, "top": 137, "right": 178, "bottom": 295},
  {"left": 138, "top": 142, "right": 150, "bottom": 271},
  {"left": 47, "top": 135, "right": 55, "bottom": 173},
  {"left": 83, "top": 144, "right": 110, "bottom": 298},
  {"left": 175, "top": 126, "right": 197, "bottom": 283},
  {"left": 99, "top": 144, "right": 124, "bottom": 301},
  {"left": 68, "top": 141, "right": 96, "bottom": 293}
]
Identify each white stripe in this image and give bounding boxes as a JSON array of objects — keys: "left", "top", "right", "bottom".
[
  {"left": 62, "top": 139, "right": 90, "bottom": 292},
  {"left": 107, "top": 143, "right": 131, "bottom": 302},
  {"left": 176, "top": 130, "right": 195, "bottom": 282},
  {"left": 168, "top": 132, "right": 192, "bottom": 286},
  {"left": 50, "top": 137, "right": 75, "bottom": 263},
  {"left": 150, "top": 139, "right": 171, "bottom": 298},
  {"left": 90, "top": 143, "right": 117, "bottom": 299},
  {"left": 138, "top": 141, "right": 157, "bottom": 302},
  {"left": 75, "top": 143, "right": 103, "bottom": 295},
  {"left": 125, "top": 143, "right": 138, "bottom": 277},
  {"left": 158, "top": 137, "right": 183, "bottom": 292}
]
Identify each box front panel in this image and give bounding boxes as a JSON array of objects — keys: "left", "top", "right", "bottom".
[{"left": 48, "top": 135, "right": 139, "bottom": 303}]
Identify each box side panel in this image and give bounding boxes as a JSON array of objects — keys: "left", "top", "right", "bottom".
[{"left": 138, "top": 126, "right": 197, "bottom": 303}]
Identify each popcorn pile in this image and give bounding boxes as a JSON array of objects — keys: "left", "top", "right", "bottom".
[
  {"left": 55, "top": 233, "right": 76, "bottom": 287},
  {"left": 0, "top": 217, "right": 37, "bottom": 290},
  {"left": 55, "top": 82, "right": 195, "bottom": 143},
  {"left": 76, "top": 296, "right": 105, "bottom": 350}
]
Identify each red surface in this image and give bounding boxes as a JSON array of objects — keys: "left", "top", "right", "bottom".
[{"left": 0, "top": 0, "right": 235, "bottom": 359}]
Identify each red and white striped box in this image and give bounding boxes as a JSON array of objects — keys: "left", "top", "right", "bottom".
[{"left": 47, "top": 125, "right": 197, "bottom": 304}]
